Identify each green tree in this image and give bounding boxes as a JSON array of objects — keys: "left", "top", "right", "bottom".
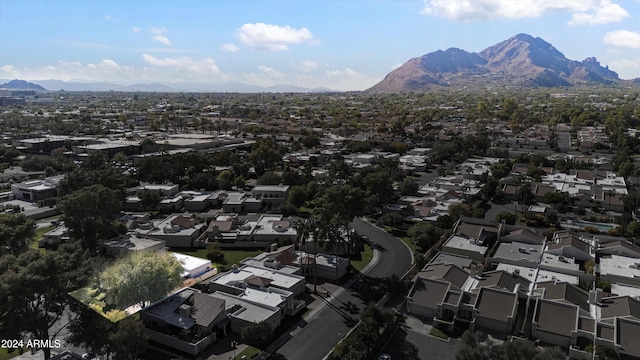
[
  {"left": 449, "top": 203, "right": 472, "bottom": 220},
  {"left": 407, "top": 222, "right": 443, "bottom": 251},
  {"left": 107, "top": 317, "right": 149, "bottom": 360},
  {"left": 399, "top": 178, "right": 419, "bottom": 196},
  {"left": 257, "top": 171, "right": 283, "bottom": 185},
  {"left": 99, "top": 251, "right": 183, "bottom": 308},
  {"left": 206, "top": 242, "right": 226, "bottom": 264},
  {"left": 67, "top": 305, "right": 148, "bottom": 360},
  {"left": 333, "top": 304, "right": 402, "bottom": 360},
  {"left": 362, "top": 171, "right": 395, "bottom": 208},
  {"left": 250, "top": 138, "right": 283, "bottom": 175},
  {"left": 495, "top": 211, "right": 517, "bottom": 225},
  {"left": 241, "top": 321, "right": 273, "bottom": 348},
  {"left": 435, "top": 214, "right": 455, "bottom": 230},
  {"left": 0, "top": 245, "right": 90, "bottom": 360},
  {"left": 287, "top": 185, "right": 308, "bottom": 208},
  {"left": 59, "top": 184, "right": 122, "bottom": 251},
  {"left": 0, "top": 213, "right": 35, "bottom": 255}
]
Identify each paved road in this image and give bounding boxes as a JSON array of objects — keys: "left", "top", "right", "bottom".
[
  {"left": 350, "top": 218, "right": 413, "bottom": 278},
  {"left": 276, "top": 218, "right": 412, "bottom": 360},
  {"left": 484, "top": 201, "right": 520, "bottom": 222}
]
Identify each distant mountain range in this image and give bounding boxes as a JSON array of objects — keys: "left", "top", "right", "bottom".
[
  {"left": 0, "top": 79, "right": 47, "bottom": 91},
  {"left": 0, "top": 79, "right": 333, "bottom": 93},
  {"left": 368, "top": 33, "right": 638, "bottom": 92}
]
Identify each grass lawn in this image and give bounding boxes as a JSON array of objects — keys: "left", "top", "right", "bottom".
[
  {"left": 0, "top": 348, "right": 28, "bottom": 360},
  {"left": 237, "top": 346, "right": 261, "bottom": 359},
  {"left": 400, "top": 236, "right": 417, "bottom": 252},
  {"left": 175, "top": 248, "right": 263, "bottom": 267},
  {"left": 351, "top": 244, "right": 373, "bottom": 272},
  {"left": 430, "top": 327, "right": 450, "bottom": 340},
  {"left": 30, "top": 224, "right": 56, "bottom": 253}
]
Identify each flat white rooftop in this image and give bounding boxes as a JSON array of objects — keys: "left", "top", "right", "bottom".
[
  {"left": 443, "top": 235, "right": 488, "bottom": 256},
  {"left": 239, "top": 287, "right": 286, "bottom": 308},
  {"left": 600, "top": 254, "right": 640, "bottom": 279},
  {"left": 213, "top": 265, "right": 303, "bottom": 290},
  {"left": 212, "top": 291, "right": 279, "bottom": 324},
  {"left": 171, "top": 252, "right": 211, "bottom": 272}
]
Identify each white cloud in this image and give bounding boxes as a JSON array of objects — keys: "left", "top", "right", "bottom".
[
  {"left": 149, "top": 27, "right": 167, "bottom": 34},
  {"left": 97, "top": 59, "right": 120, "bottom": 71},
  {"left": 220, "top": 43, "right": 240, "bottom": 52},
  {"left": 568, "top": 2, "right": 628, "bottom": 25},
  {"left": 2, "top": 59, "right": 137, "bottom": 82},
  {"left": 104, "top": 15, "right": 116, "bottom": 22},
  {"left": 391, "top": 63, "right": 403, "bottom": 70},
  {"left": 325, "top": 68, "right": 358, "bottom": 78},
  {"left": 132, "top": 27, "right": 141, "bottom": 33},
  {"left": 141, "top": 54, "right": 221, "bottom": 75},
  {"left": 0, "top": 65, "right": 20, "bottom": 78},
  {"left": 294, "top": 60, "right": 319, "bottom": 72},
  {"left": 236, "top": 23, "right": 314, "bottom": 51},
  {"left": 421, "top": 0, "right": 628, "bottom": 24},
  {"left": 604, "top": 30, "right": 640, "bottom": 48},
  {"left": 609, "top": 57, "right": 640, "bottom": 79},
  {"left": 152, "top": 35, "right": 172, "bottom": 45},
  {"left": 258, "top": 65, "right": 284, "bottom": 78}
]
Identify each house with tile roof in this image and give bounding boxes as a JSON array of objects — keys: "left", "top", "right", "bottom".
[
  {"left": 596, "top": 240, "right": 640, "bottom": 259},
  {"left": 471, "top": 287, "right": 518, "bottom": 334},
  {"left": 545, "top": 231, "right": 593, "bottom": 261},
  {"left": 140, "top": 288, "right": 228, "bottom": 356},
  {"left": 532, "top": 298, "right": 580, "bottom": 348}
]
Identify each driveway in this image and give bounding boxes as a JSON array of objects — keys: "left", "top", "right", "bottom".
[
  {"left": 380, "top": 315, "right": 461, "bottom": 360},
  {"left": 274, "top": 218, "right": 412, "bottom": 360}
]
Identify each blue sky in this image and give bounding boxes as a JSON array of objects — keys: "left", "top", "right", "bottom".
[{"left": 1, "top": 0, "right": 639, "bottom": 91}]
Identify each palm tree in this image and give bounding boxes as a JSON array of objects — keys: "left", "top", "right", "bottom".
[
  {"left": 295, "top": 217, "right": 320, "bottom": 294},
  {"left": 606, "top": 189, "right": 615, "bottom": 221}
]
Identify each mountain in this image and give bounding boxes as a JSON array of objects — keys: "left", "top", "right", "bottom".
[
  {"left": 0, "top": 79, "right": 47, "bottom": 91},
  {"left": 368, "top": 33, "right": 623, "bottom": 92},
  {"left": 4, "top": 79, "right": 333, "bottom": 93}
]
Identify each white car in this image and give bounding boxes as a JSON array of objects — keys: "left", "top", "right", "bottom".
[{"left": 378, "top": 354, "right": 391, "bottom": 360}]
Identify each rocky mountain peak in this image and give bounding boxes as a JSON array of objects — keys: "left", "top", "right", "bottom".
[{"left": 367, "top": 34, "right": 621, "bottom": 92}]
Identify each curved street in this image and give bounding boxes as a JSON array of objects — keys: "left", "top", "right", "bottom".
[{"left": 275, "top": 218, "right": 413, "bottom": 360}]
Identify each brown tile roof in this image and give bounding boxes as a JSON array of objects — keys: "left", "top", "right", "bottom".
[
  {"left": 273, "top": 250, "right": 297, "bottom": 265},
  {"left": 617, "top": 317, "right": 640, "bottom": 358},
  {"left": 474, "top": 287, "right": 517, "bottom": 322},
  {"left": 505, "top": 228, "right": 545, "bottom": 244},
  {"left": 477, "top": 270, "right": 529, "bottom": 292},
  {"left": 600, "top": 296, "right": 640, "bottom": 320},
  {"left": 413, "top": 205, "right": 433, "bottom": 217},
  {"left": 272, "top": 220, "right": 290, "bottom": 229},
  {"left": 534, "top": 184, "right": 556, "bottom": 196},
  {"left": 503, "top": 184, "right": 517, "bottom": 195},
  {"left": 189, "top": 292, "right": 225, "bottom": 327},
  {"left": 547, "top": 236, "right": 590, "bottom": 253},
  {"left": 444, "top": 291, "right": 461, "bottom": 305},
  {"left": 409, "top": 277, "right": 450, "bottom": 309},
  {"left": 245, "top": 275, "right": 273, "bottom": 287},
  {"left": 597, "top": 322, "right": 615, "bottom": 340},
  {"left": 462, "top": 292, "right": 477, "bottom": 305},
  {"left": 208, "top": 220, "right": 233, "bottom": 232},
  {"left": 599, "top": 239, "right": 636, "bottom": 250},
  {"left": 172, "top": 215, "right": 193, "bottom": 229},
  {"left": 534, "top": 299, "right": 579, "bottom": 337},
  {"left": 575, "top": 170, "right": 606, "bottom": 181},
  {"left": 418, "top": 263, "right": 469, "bottom": 289},
  {"left": 578, "top": 316, "right": 595, "bottom": 332},
  {"left": 536, "top": 281, "right": 589, "bottom": 311},
  {"left": 511, "top": 164, "right": 529, "bottom": 174}
]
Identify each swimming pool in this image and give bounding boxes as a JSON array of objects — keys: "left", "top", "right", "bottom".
[{"left": 567, "top": 219, "right": 618, "bottom": 232}]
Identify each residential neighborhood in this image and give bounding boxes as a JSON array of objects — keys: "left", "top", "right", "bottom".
[{"left": 1, "top": 85, "right": 640, "bottom": 360}]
